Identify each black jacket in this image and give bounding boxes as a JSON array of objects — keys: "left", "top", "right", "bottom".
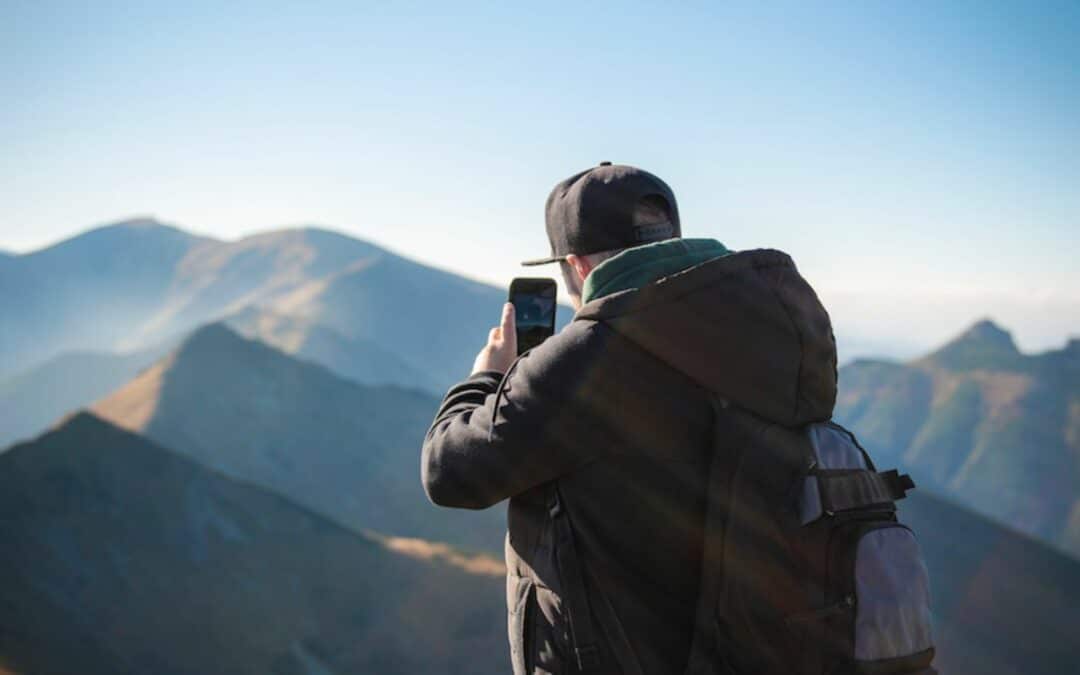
[{"left": 422, "top": 249, "right": 837, "bottom": 674}]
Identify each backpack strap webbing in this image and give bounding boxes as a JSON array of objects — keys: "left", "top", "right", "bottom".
[
  {"left": 683, "top": 397, "right": 740, "bottom": 675},
  {"left": 816, "top": 469, "right": 915, "bottom": 514}
]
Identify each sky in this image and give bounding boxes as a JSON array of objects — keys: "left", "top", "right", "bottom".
[{"left": 2, "top": 1, "right": 1078, "bottom": 358}]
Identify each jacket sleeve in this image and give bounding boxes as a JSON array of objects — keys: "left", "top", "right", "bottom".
[{"left": 421, "top": 320, "right": 616, "bottom": 509}]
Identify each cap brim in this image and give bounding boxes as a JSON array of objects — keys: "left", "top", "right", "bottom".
[{"left": 520, "top": 255, "right": 565, "bottom": 266}]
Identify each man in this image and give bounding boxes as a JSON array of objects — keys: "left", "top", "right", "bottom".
[{"left": 421, "top": 162, "right": 838, "bottom": 674}]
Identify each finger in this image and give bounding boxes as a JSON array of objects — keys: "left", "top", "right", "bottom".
[
  {"left": 502, "top": 302, "right": 517, "bottom": 352},
  {"left": 501, "top": 302, "right": 515, "bottom": 333},
  {"left": 489, "top": 326, "right": 500, "bottom": 342}
]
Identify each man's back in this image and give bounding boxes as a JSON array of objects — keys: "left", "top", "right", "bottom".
[{"left": 423, "top": 242, "right": 837, "bottom": 673}]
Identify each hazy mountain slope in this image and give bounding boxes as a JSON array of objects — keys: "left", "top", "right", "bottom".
[
  {"left": 263, "top": 251, "right": 532, "bottom": 392},
  {"left": 0, "top": 219, "right": 213, "bottom": 378},
  {"left": 3, "top": 220, "right": 569, "bottom": 396},
  {"left": 224, "top": 306, "right": 438, "bottom": 391},
  {"left": 128, "top": 228, "right": 389, "bottom": 350},
  {"left": 93, "top": 323, "right": 505, "bottom": 553},
  {"left": 0, "top": 412, "right": 505, "bottom": 675},
  {"left": 0, "top": 347, "right": 165, "bottom": 448},
  {"left": 900, "top": 491, "right": 1080, "bottom": 675},
  {"left": 836, "top": 319, "right": 1080, "bottom": 556}
]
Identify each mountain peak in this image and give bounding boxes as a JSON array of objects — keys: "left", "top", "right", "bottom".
[
  {"left": 106, "top": 215, "right": 166, "bottom": 228},
  {"left": 956, "top": 318, "right": 1018, "bottom": 351},
  {"left": 921, "top": 318, "right": 1021, "bottom": 371},
  {"left": 24, "top": 408, "right": 144, "bottom": 454},
  {"left": 49, "top": 408, "right": 113, "bottom": 437},
  {"left": 24, "top": 216, "right": 211, "bottom": 261},
  {"left": 168, "top": 322, "right": 278, "bottom": 372},
  {"left": 179, "top": 322, "right": 247, "bottom": 352},
  {"left": 79, "top": 216, "right": 188, "bottom": 239}
]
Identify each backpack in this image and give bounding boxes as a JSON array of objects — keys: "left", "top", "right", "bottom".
[
  {"left": 552, "top": 398, "right": 936, "bottom": 675},
  {"left": 682, "top": 399, "right": 936, "bottom": 675}
]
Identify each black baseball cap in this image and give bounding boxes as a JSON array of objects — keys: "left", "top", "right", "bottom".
[{"left": 521, "top": 162, "right": 681, "bottom": 266}]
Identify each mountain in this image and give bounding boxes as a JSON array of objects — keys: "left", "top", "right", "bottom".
[
  {"left": 244, "top": 245, "right": 540, "bottom": 391},
  {"left": 835, "top": 319, "right": 1080, "bottom": 556},
  {"left": 3, "top": 415, "right": 1076, "bottom": 675},
  {"left": 0, "top": 412, "right": 505, "bottom": 675},
  {"left": 0, "top": 218, "right": 214, "bottom": 378},
  {"left": 900, "top": 491, "right": 1080, "bottom": 675},
  {"left": 223, "top": 306, "right": 439, "bottom": 392},
  {"left": 124, "top": 227, "right": 391, "bottom": 351},
  {"left": 0, "top": 346, "right": 165, "bottom": 449},
  {"left": 2, "top": 219, "right": 570, "bottom": 398},
  {"left": 1, "top": 219, "right": 573, "bottom": 448},
  {"left": 128, "top": 225, "right": 569, "bottom": 392},
  {"left": 92, "top": 322, "right": 505, "bottom": 553}
]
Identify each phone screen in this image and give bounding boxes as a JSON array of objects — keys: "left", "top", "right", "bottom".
[{"left": 509, "top": 278, "right": 557, "bottom": 355}]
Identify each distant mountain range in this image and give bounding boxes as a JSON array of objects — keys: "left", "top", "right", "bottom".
[
  {"left": 92, "top": 322, "right": 505, "bottom": 554},
  {"left": 0, "top": 217, "right": 577, "bottom": 449},
  {"left": 0, "top": 217, "right": 567, "bottom": 391},
  {"left": 836, "top": 319, "right": 1080, "bottom": 557},
  {"left": 2, "top": 218, "right": 1078, "bottom": 673},
  {"left": 0, "top": 220, "right": 212, "bottom": 379},
  {"left": 0, "top": 412, "right": 505, "bottom": 675}
]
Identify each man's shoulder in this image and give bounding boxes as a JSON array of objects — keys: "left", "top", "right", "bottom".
[
  {"left": 511, "top": 316, "right": 609, "bottom": 380},
  {"left": 509, "top": 313, "right": 673, "bottom": 397}
]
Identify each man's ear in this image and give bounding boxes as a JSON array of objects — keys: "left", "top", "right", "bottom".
[{"left": 564, "top": 254, "right": 592, "bottom": 284}]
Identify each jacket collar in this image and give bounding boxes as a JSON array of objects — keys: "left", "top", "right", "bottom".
[{"left": 581, "top": 238, "right": 731, "bottom": 304}]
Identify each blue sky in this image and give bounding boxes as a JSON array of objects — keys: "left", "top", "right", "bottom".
[{"left": 2, "top": 1, "right": 1078, "bottom": 356}]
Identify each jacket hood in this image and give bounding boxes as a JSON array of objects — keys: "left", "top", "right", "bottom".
[{"left": 574, "top": 248, "right": 837, "bottom": 427}]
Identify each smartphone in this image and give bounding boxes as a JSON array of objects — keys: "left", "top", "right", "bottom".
[{"left": 509, "top": 277, "right": 558, "bottom": 355}]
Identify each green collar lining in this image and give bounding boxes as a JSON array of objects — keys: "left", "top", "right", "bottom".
[{"left": 581, "top": 238, "right": 731, "bottom": 304}]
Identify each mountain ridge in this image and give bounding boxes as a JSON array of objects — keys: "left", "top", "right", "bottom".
[
  {"left": 836, "top": 318, "right": 1080, "bottom": 557},
  {"left": 0, "top": 410, "right": 506, "bottom": 675},
  {"left": 1, "top": 217, "right": 531, "bottom": 394},
  {"left": 7, "top": 411, "right": 1079, "bottom": 674},
  {"left": 0, "top": 346, "right": 165, "bottom": 448},
  {"left": 92, "top": 321, "right": 506, "bottom": 553}
]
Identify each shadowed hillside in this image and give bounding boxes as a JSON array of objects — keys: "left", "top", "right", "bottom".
[
  {"left": 836, "top": 319, "right": 1080, "bottom": 556},
  {"left": 0, "top": 347, "right": 165, "bottom": 448},
  {"left": 900, "top": 491, "right": 1080, "bottom": 675},
  {"left": 0, "top": 412, "right": 505, "bottom": 675},
  {"left": 92, "top": 323, "right": 505, "bottom": 553}
]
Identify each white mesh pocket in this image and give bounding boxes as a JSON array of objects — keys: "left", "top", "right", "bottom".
[{"left": 853, "top": 526, "right": 933, "bottom": 661}]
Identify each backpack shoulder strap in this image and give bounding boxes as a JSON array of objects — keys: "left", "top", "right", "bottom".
[{"left": 683, "top": 396, "right": 742, "bottom": 675}]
